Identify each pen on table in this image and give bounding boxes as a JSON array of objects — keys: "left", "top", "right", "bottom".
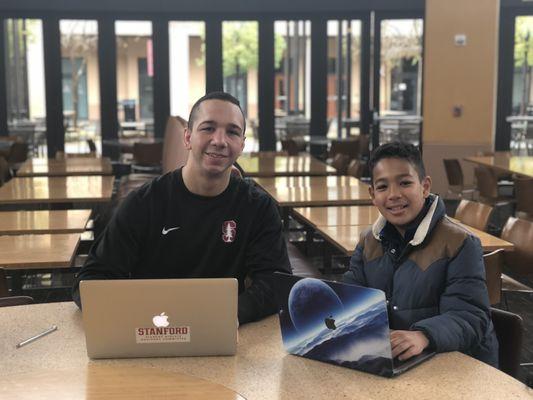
[{"left": 16, "top": 325, "right": 58, "bottom": 349}]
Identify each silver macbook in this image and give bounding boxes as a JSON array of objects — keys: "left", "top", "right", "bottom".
[{"left": 80, "top": 278, "right": 238, "bottom": 359}]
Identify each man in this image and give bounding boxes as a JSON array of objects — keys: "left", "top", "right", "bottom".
[
  {"left": 73, "top": 92, "right": 291, "bottom": 324},
  {"left": 343, "top": 142, "right": 497, "bottom": 366}
]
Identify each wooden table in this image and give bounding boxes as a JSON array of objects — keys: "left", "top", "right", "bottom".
[
  {"left": 238, "top": 154, "right": 336, "bottom": 177},
  {"left": 0, "top": 210, "right": 92, "bottom": 235},
  {"left": 0, "top": 233, "right": 80, "bottom": 270},
  {"left": 254, "top": 177, "right": 372, "bottom": 208},
  {"left": 254, "top": 175, "right": 364, "bottom": 189},
  {"left": 0, "top": 176, "right": 114, "bottom": 205},
  {"left": 1, "top": 302, "right": 530, "bottom": 400},
  {"left": 293, "top": 205, "right": 380, "bottom": 227},
  {"left": 464, "top": 153, "right": 533, "bottom": 178},
  {"left": 16, "top": 157, "right": 113, "bottom": 177},
  {"left": 317, "top": 217, "right": 515, "bottom": 255}
]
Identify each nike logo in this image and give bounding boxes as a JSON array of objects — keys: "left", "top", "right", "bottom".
[{"left": 162, "top": 226, "right": 180, "bottom": 235}]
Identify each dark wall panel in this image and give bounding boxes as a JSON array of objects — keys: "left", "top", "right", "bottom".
[
  {"left": 495, "top": 9, "right": 515, "bottom": 151},
  {"left": 0, "top": 0, "right": 425, "bottom": 14},
  {"left": 98, "top": 17, "right": 119, "bottom": 157},
  {"left": 153, "top": 18, "right": 170, "bottom": 139},
  {"left": 42, "top": 17, "right": 64, "bottom": 157},
  {"left": 310, "top": 18, "right": 327, "bottom": 137},
  {"left": 205, "top": 19, "right": 222, "bottom": 93},
  {"left": 0, "top": 19, "right": 8, "bottom": 135},
  {"left": 258, "top": 19, "right": 275, "bottom": 151}
]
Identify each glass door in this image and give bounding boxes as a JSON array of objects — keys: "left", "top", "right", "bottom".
[{"left": 371, "top": 14, "right": 424, "bottom": 149}]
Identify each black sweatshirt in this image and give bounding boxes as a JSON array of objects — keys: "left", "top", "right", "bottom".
[{"left": 72, "top": 169, "right": 291, "bottom": 324}]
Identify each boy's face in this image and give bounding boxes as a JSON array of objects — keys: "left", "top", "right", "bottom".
[{"left": 369, "top": 157, "right": 432, "bottom": 233}]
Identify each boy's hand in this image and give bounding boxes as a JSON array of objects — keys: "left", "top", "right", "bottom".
[{"left": 390, "top": 330, "right": 429, "bottom": 361}]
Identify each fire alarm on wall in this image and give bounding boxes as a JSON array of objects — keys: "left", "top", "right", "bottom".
[{"left": 454, "top": 34, "right": 467, "bottom": 46}]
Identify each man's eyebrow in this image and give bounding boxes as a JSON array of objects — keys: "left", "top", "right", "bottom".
[
  {"left": 197, "top": 120, "right": 242, "bottom": 131},
  {"left": 227, "top": 123, "right": 243, "bottom": 131}
]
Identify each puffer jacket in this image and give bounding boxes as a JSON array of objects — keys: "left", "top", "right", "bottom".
[{"left": 343, "top": 195, "right": 498, "bottom": 367}]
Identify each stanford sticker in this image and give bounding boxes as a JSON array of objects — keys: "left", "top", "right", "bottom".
[
  {"left": 135, "top": 312, "right": 190, "bottom": 344},
  {"left": 222, "top": 220, "right": 237, "bottom": 243}
]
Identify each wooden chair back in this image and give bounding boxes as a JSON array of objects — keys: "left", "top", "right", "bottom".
[
  {"left": 133, "top": 142, "right": 163, "bottom": 167},
  {"left": 443, "top": 159, "right": 465, "bottom": 187},
  {"left": 501, "top": 217, "right": 533, "bottom": 275},
  {"left": 474, "top": 166, "right": 499, "bottom": 200},
  {"left": 347, "top": 159, "right": 365, "bottom": 179},
  {"left": 482, "top": 249, "right": 503, "bottom": 305},
  {"left": 515, "top": 176, "right": 533, "bottom": 218},
  {"left": 330, "top": 153, "right": 351, "bottom": 175},
  {"left": 162, "top": 116, "right": 189, "bottom": 173},
  {"left": 491, "top": 307, "right": 523, "bottom": 378},
  {"left": 0, "top": 296, "right": 34, "bottom": 307},
  {"left": 454, "top": 199, "right": 493, "bottom": 231}
]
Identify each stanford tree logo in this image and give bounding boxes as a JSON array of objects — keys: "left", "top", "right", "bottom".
[{"left": 222, "top": 220, "right": 237, "bottom": 243}]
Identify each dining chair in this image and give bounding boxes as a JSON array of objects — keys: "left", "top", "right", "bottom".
[
  {"left": 514, "top": 176, "right": 533, "bottom": 221},
  {"left": 0, "top": 296, "right": 34, "bottom": 307},
  {"left": 442, "top": 159, "right": 476, "bottom": 199},
  {"left": 491, "top": 307, "right": 524, "bottom": 379},
  {"left": 482, "top": 249, "right": 503, "bottom": 305},
  {"left": 0, "top": 156, "right": 10, "bottom": 186},
  {"left": 500, "top": 217, "right": 533, "bottom": 309},
  {"left": 162, "top": 115, "right": 188, "bottom": 174},
  {"left": 132, "top": 142, "right": 163, "bottom": 173},
  {"left": 454, "top": 199, "right": 493, "bottom": 231},
  {"left": 330, "top": 153, "right": 351, "bottom": 176},
  {"left": 347, "top": 159, "right": 366, "bottom": 180}
]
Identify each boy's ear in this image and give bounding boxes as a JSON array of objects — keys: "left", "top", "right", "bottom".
[
  {"left": 368, "top": 185, "right": 375, "bottom": 200},
  {"left": 422, "top": 175, "right": 432, "bottom": 198}
]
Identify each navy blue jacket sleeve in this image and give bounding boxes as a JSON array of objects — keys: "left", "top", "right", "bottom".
[
  {"left": 411, "top": 235, "right": 492, "bottom": 353},
  {"left": 342, "top": 237, "right": 367, "bottom": 287}
]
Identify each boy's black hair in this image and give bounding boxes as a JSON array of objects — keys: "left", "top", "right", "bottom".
[
  {"left": 368, "top": 142, "right": 426, "bottom": 183},
  {"left": 187, "top": 91, "right": 246, "bottom": 134}
]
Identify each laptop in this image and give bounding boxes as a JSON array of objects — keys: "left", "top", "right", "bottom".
[
  {"left": 80, "top": 278, "right": 238, "bottom": 359},
  {"left": 273, "top": 273, "right": 435, "bottom": 377}
]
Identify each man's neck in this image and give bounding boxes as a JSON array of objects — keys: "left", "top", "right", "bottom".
[{"left": 182, "top": 164, "right": 231, "bottom": 197}]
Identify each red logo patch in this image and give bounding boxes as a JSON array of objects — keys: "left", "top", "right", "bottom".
[{"left": 222, "top": 220, "right": 237, "bottom": 243}]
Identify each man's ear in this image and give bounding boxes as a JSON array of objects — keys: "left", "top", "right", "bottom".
[
  {"left": 184, "top": 127, "right": 192, "bottom": 150},
  {"left": 422, "top": 175, "right": 432, "bottom": 198}
]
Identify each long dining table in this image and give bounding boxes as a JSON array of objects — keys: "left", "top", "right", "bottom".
[
  {"left": 1, "top": 302, "right": 531, "bottom": 400},
  {"left": 464, "top": 153, "right": 533, "bottom": 178},
  {"left": 0, "top": 176, "right": 114, "bottom": 206},
  {"left": 16, "top": 157, "right": 113, "bottom": 177},
  {"left": 253, "top": 176, "right": 373, "bottom": 208},
  {"left": 238, "top": 154, "right": 336, "bottom": 177},
  {"left": 293, "top": 206, "right": 514, "bottom": 255},
  {"left": 0, "top": 209, "right": 92, "bottom": 235}
]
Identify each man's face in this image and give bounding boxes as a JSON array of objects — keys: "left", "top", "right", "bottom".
[
  {"left": 184, "top": 99, "right": 245, "bottom": 177},
  {"left": 369, "top": 158, "right": 431, "bottom": 232}
]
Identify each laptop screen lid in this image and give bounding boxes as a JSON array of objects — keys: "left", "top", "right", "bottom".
[
  {"left": 80, "top": 278, "right": 238, "bottom": 359},
  {"left": 273, "top": 273, "right": 434, "bottom": 377}
]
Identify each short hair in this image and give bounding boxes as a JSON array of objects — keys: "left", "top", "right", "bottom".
[
  {"left": 187, "top": 91, "right": 246, "bottom": 135},
  {"left": 368, "top": 142, "right": 426, "bottom": 183}
]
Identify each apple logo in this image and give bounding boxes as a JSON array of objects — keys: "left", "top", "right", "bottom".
[
  {"left": 324, "top": 315, "right": 337, "bottom": 330},
  {"left": 152, "top": 312, "right": 170, "bottom": 328}
]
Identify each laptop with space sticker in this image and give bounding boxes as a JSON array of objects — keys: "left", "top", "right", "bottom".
[
  {"left": 80, "top": 278, "right": 238, "bottom": 359},
  {"left": 273, "top": 273, "right": 435, "bottom": 377}
]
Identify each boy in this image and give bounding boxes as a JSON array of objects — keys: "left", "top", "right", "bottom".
[{"left": 343, "top": 142, "right": 498, "bottom": 367}]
